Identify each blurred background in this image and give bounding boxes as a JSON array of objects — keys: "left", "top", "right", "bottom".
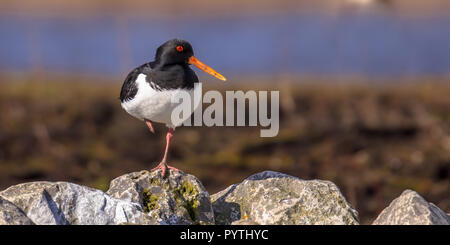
[{"left": 0, "top": 0, "right": 449, "bottom": 224}]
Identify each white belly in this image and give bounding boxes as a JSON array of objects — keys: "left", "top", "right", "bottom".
[{"left": 121, "top": 74, "right": 200, "bottom": 128}]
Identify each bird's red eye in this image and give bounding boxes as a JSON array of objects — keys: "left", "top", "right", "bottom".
[{"left": 176, "top": 45, "right": 183, "bottom": 52}]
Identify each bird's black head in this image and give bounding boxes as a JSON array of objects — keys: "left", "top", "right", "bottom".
[
  {"left": 154, "top": 39, "right": 194, "bottom": 66},
  {"left": 153, "top": 38, "right": 226, "bottom": 81}
]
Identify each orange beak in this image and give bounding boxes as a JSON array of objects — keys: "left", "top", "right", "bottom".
[{"left": 188, "top": 56, "right": 226, "bottom": 81}]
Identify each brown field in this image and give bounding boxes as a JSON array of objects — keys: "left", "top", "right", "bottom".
[{"left": 0, "top": 78, "right": 449, "bottom": 224}]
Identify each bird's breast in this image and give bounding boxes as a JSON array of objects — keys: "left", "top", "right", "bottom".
[{"left": 121, "top": 73, "right": 200, "bottom": 127}]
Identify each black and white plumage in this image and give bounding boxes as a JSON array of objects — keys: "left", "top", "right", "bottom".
[
  {"left": 120, "top": 62, "right": 200, "bottom": 128},
  {"left": 119, "top": 39, "right": 226, "bottom": 177},
  {"left": 120, "top": 40, "right": 200, "bottom": 128}
]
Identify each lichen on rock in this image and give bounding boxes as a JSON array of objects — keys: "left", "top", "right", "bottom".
[
  {"left": 142, "top": 188, "right": 159, "bottom": 212},
  {"left": 107, "top": 169, "right": 214, "bottom": 225},
  {"left": 0, "top": 181, "right": 152, "bottom": 225},
  {"left": 1, "top": 169, "right": 447, "bottom": 225},
  {"left": 177, "top": 181, "right": 200, "bottom": 221},
  {"left": 211, "top": 171, "right": 359, "bottom": 225},
  {"left": 372, "top": 189, "right": 450, "bottom": 225},
  {"left": 0, "top": 196, "right": 35, "bottom": 225}
]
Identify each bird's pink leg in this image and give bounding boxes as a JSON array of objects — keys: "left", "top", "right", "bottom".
[
  {"left": 145, "top": 119, "right": 155, "bottom": 134},
  {"left": 151, "top": 128, "right": 180, "bottom": 177}
]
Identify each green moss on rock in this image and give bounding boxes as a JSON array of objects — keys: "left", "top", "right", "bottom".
[
  {"left": 142, "top": 188, "right": 159, "bottom": 212},
  {"left": 178, "top": 181, "right": 198, "bottom": 197},
  {"left": 107, "top": 170, "right": 215, "bottom": 225},
  {"left": 184, "top": 199, "right": 199, "bottom": 221},
  {"left": 177, "top": 181, "right": 200, "bottom": 221}
]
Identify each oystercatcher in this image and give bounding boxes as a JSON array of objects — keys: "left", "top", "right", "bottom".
[{"left": 120, "top": 39, "right": 226, "bottom": 177}]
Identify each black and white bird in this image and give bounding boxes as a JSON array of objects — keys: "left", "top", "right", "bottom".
[{"left": 119, "top": 39, "right": 226, "bottom": 177}]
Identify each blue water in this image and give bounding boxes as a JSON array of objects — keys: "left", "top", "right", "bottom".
[{"left": 1, "top": 13, "right": 450, "bottom": 77}]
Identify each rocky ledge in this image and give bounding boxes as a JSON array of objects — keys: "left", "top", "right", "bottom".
[{"left": 0, "top": 170, "right": 448, "bottom": 225}]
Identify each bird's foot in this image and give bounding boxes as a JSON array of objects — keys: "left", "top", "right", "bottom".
[{"left": 151, "top": 162, "right": 180, "bottom": 177}]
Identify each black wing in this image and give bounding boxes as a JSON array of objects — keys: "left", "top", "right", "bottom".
[{"left": 119, "top": 63, "right": 152, "bottom": 102}]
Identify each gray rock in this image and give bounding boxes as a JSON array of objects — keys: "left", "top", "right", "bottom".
[
  {"left": 0, "top": 181, "right": 153, "bottom": 225},
  {"left": 231, "top": 219, "right": 259, "bottom": 225},
  {"left": 107, "top": 170, "right": 215, "bottom": 225},
  {"left": 0, "top": 197, "right": 35, "bottom": 225},
  {"left": 211, "top": 171, "right": 359, "bottom": 225},
  {"left": 372, "top": 189, "right": 450, "bottom": 225}
]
